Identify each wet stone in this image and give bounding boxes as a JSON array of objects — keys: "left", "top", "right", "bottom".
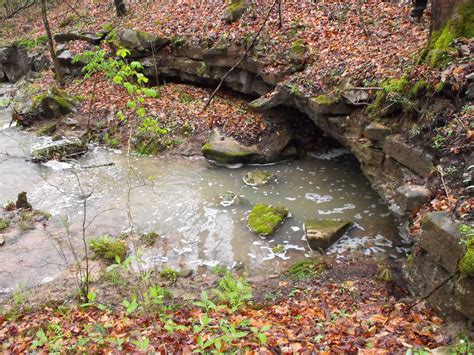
[
  {"left": 243, "top": 170, "right": 273, "bottom": 187},
  {"left": 305, "top": 219, "right": 352, "bottom": 250},
  {"left": 219, "top": 191, "right": 240, "bottom": 207}
]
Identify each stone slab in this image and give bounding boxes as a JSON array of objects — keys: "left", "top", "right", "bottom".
[
  {"left": 417, "top": 212, "right": 465, "bottom": 274},
  {"left": 383, "top": 135, "right": 435, "bottom": 178}
]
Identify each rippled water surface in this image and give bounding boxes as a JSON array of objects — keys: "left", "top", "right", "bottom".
[{"left": 0, "top": 95, "right": 406, "bottom": 294}]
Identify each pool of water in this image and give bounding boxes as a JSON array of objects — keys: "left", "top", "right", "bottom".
[
  {"left": 0, "top": 82, "right": 409, "bottom": 295},
  {"left": 0, "top": 131, "right": 408, "bottom": 294}
]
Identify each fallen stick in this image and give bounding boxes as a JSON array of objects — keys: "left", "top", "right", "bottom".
[{"left": 81, "top": 162, "right": 115, "bottom": 169}]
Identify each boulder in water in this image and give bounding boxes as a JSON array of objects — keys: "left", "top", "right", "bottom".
[
  {"left": 202, "top": 128, "right": 291, "bottom": 165},
  {"left": 305, "top": 219, "right": 352, "bottom": 250},
  {"left": 248, "top": 203, "right": 289, "bottom": 237},
  {"left": 16, "top": 191, "right": 32, "bottom": 209},
  {"left": 202, "top": 129, "right": 259, "bottom": 164}
]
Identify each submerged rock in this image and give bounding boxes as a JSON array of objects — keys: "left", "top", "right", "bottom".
[
  {"left": 219, "top": 191, "right": 240, "bottom": 207},
  {"left": 31, "top": 138, "right": 87, "bottom": 162},
  {"left": 248, "top": 203, "right": 289, "bottom": 237},
  {"left": 305, "top": 219, "right": 352, "bottom": 250},
  {"left": 243, "top": 170, "right": 273, "bottom": 187}
]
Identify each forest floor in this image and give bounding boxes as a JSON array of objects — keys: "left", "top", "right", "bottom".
[{"left": 0, "top": 257, "right": 454, "bottom": 353}]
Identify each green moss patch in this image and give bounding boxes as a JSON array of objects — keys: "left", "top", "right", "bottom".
[
  {"left": 247, "top": 203, "right": 289, "bottom": 237},
  {"left": 425, "top": 3, "right": 474, "bottom": 68},
  {"left": 460, "top": 248, "right": 474, "bottom": 277},
  {"left": 313, "top": 93, "right": 340, "bottom": 106},
  {"left": 159, "top": 268, "right": 178, "bottom": 282},
  {"left": 89, "top": 236, "right": 127, "bottom": 264}
]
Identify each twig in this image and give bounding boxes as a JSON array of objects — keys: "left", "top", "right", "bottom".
[
  {"left": 62, "top": 0, "right": 90, "bottom": 22},
  {"left": 437, "top": 165, "right": 452, "bottom": 209},
  {"left": 3, "top": 0, "right": 35, "bottom": 19},
  {"left": 81, "top": 162, "right": 115, "bottom": 169},
  {"left": 202, "top": 0, "right": 279, "bottom": 111},
  {"left": 407, "top": 272, "right": 456, "bottom": 310}
]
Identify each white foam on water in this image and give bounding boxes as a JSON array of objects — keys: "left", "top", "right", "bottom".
[
  {"left": 318, "top": 203, "right": 356, "bottom": 215},
  {"left": 310, "top": 148, "right": 350, "bottom": 160},
  {"left": 305, "top": 192, "right": 333, "bottom": 204},
  {"left": 42, "top": 160, "right": 74, "bottom": 171}
]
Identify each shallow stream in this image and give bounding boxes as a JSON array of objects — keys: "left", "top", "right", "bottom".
[{"left": 0, "top": 86, "right": 409, "bottom": 295}]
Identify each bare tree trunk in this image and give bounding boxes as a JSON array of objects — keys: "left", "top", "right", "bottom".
[
  {"left": 278, "top": 0, "right": 283, "bottom": 28},
  {"left": 40, "top": 0, "right": 62, "bottom": 84},
  {"left": 431, "top": 0, "right": 471, "bottom": 31},
  {"left": 114, "top": 0, "right": 127, "bottom": 17}
]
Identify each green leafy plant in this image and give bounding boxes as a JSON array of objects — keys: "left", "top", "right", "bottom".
[
  {"left": 193, "top": 291, "right": 219, "bottom": 313},
  {"left": 159, "top": 268, "right": 178, "bottom": 282},
  {"left": 251, "top": 324, "right": 270, "bottom": 345},
  {"left": 288, "top": 259, "right": 325, "bottom": 280},
  {"left": 0, "top": 218, "right": 9, "bottom": 231},
  {"left": 212, "top": 272, "right": 253, "bottom": 311},
  {"left": 73, "top": 48, "right": 166, "bottom": 148},
  {"left": 123, "top": 293, "right": 140, "bottom": 315}
]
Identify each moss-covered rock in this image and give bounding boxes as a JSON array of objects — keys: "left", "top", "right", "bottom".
[
  {"left": 460, "top": 248, "right": 474, "bottom": 277},
  {"left": 289, "top": 39, "right": 309, "bottom": 68},
  {"left": 243, "top": 170, "right": 273, "bottom": 187},
  {"left": 34, "top": 87, "right": 79, "bottom": 119},
  {"left": 425, "top": 3, "right": 474, "bottom": 68},
  {"left": 222, "top": 0, "right": 248, "bottom": 23},
  {"left": 36, "top": 122, "right": 57, "bottom": 136},
  {"left": 112, "top": 29, "right": 169, "bottom": 57},
  {"left": 248, "top": 203, "right": 289, "bottom": 237},
  {"left": 89, "top": 236, "right": 127, "bottom": 264},
  {"left": 305, "top": 219, "right": 352, "bottom": 250},
  {"left": 15, "top": 191, "right": 32, "bottom": 209},
  {"left": 309, "top": 92, "right": 353, "bottom": 115}
]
